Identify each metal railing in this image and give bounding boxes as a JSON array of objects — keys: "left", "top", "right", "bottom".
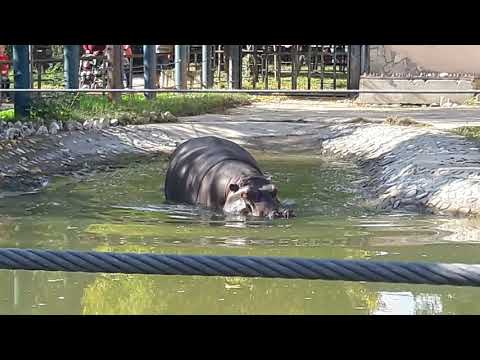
[
  {"left": 2, "top": 45, "right": 352, "bottom": 91},
  {"left": 1, "top": 88, "right": 479, "bottom": 95}
]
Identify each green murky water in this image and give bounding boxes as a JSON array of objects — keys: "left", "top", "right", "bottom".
[{"left": 1, "top": 152, "right": 480, "bottom": 315}]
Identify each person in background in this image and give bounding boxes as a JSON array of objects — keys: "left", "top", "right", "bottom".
[
  {"left": 156, "top": 45, "right": 174, "bottom": 66},
  {"left": 123, "top": 45, "right": 133, "bottom": 88},
  {"left": 81, "top": 45, "right": 107, "bottom": 75},
  {"left": 0, "top": 45, "right": 11, "bottom": 101},
  {"left": 82, "top": 45, "right": 106, "bottom": 56},
  {"left": 156, "top": 45, "right": 174, "bottom": 87}
]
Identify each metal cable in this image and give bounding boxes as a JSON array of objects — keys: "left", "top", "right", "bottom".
[{"left": 0, "top": 248, "right": 479, "bottom": 287}]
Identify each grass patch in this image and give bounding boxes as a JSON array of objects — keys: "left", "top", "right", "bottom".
[
  {"left": 242, "top": 75, "right": 347, "bottom": 91},
  {"left": 463, "top": 96, "right": 480, "bottom": 106},
  {"left": 26, "top": 93, "right": 252, "bottom": 124},
  {"left": 384, "top": 116, "right": 431, "bottom": 127},
  {"left": 452, "top": 126, "right": 480, "bottom": 139},
  {"left": 341, "top": 116, "right": 433, "bottom": 127},
  {"left": 0, "top": 108, "right": 14, "bottom": 122},
  {"left": 249, "top": 95, "right": 291, "bottom": 103}
]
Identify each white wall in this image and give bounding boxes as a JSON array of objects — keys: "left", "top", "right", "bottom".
[
  {"left": 389, "top": 45, "right": 480, "bottom": 74},
  {"left": 369, "top": 45, "right": 480, "bottom": 75}
]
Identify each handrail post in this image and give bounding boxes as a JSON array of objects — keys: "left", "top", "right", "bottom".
[
  {"left": 12, "top": 45, "right": 31, "bottom": 119},
  {"left": 143, "top": 45, "right": 157, "bottom": 99},
  {"left": 348, "top": 45, "right": 362, "bottom": 90},
  {"left": 175, "top": 45, "right": 188, "bottom": 89},
  {"left": 229, "top": 45, "right": 241, "bottom": 89},
  {"left": 202, "top": 45, "right": 213, "bottom": 88},
  {"left": 64, "top": 45, "right": 80, "bottom": 89}
]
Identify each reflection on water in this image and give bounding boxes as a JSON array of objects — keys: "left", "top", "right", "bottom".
[
  {"left": 372, "top": 292, "right": 443, "bottom": 315},
  {"left": 1, "top": 152, "right": 480, "bottom": 314}
]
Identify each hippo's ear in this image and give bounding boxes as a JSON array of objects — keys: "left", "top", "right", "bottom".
[
  {"left": 229, "top": 184, "right": 240, "bottom": 193},
  {"left": 272, "top": 186, "right": 278, "bottom": 197}
]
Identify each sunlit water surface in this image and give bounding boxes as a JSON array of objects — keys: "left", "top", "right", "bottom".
[{"left": 1, "top": 152, "right": 480, "bottom": 314}]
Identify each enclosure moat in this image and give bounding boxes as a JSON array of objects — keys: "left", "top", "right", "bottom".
[{"left": 1, "top": 152, "right": 480, "bottom": 315}]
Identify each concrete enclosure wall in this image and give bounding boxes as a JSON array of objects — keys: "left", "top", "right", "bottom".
[
  {"left": 357, "top": 77, "right": 477, "bottom": 105},
  {"left": 369, "top": 45, "right": 480, "bottom": 76},
  {"left": 362, "top": 45, "right": 480, "bottom": 105}
]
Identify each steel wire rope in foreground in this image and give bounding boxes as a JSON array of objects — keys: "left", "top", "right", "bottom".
[{"left": 1, "top": 248, "right": 480, "bottom": 287}]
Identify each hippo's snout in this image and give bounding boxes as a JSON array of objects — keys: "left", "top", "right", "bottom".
[
  {"left": 271, "top": 208, "right": 295, "bottom": 219},
  {"left": 281, "top": 208, "right": 295, "bottom": 219}
]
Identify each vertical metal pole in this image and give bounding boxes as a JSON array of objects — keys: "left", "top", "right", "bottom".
[
  {"left": 202, "top": 45, "right": 213, "bottom": 88},
  {"left": 333, "top": 45, "right": 337, "bottom": 89},
  {"left": 348, "top": 45, "right": 362, "bottom": 90},
  {"left": 238, "top": 45, "right": 243, "bottom": 88},
  {"left": 361, "top": 45, "right": 370, "bottom": 74},
  {"left": 216, "top": 45, "right": 222, "bottom": 87},
  {"left": 144, "top": 45, "right": 157, "bottom": 98},
  {"left": 177, "top": 45, "right": 184, "bottom": 89},
  {"left": 320, "top": 45, "right": 325, "bottom": 90},
  {"left": 229, "top": 45, "right": 241, "bottom": 89},
  {"left": 252, "top": 45, "right": 258, "bottom": 89},
  {"left": 273, "top": 46, "right": 277, "bottom": 81},
  {"left": 108, "top": 45, "right": 123, "bottom": 102},
  {"left": 175, "top": 45, "right": 187, "bottom": 89},
  {"left": 276, "top": 45, "right": 281, "bottom": 89},
  {"left": 13, "top": 45, "right": 31, "bottom": 119},
  {"left": 64, "top": 45, "right": 80, "bottom": 89},
  {"left": 263, "top": 46, "right": 269, "bottom": 90},
  {"left": 28, "top": 45, "right": 34, "bottom": 90},
  {"left": 37, "top": 63, "right": 41, "bottom": 89},
  {"left": 291, "top": 45, "right": 298, "bottom": 90},
  {"left": 307, "top": 45, "right": 312, "bottom": 90},
  {"left": 224, "top": 45, "right": 230, "bottom": 86},
  {"left": 129, "top": 53, "right": 133, "bottom": 88}
]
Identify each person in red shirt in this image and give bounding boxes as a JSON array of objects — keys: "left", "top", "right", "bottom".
[
  {"left": 82, "top": 45, "right": 106, "bottom": 56},
  {"left": 81, "top": 45, "right": 107, "bottom": 83},
  {"left": 123, "top": 45, "right": 132, "bottom": 58},
  {"left": 0, "top": 45, "right": 11, "bottom": 100}
]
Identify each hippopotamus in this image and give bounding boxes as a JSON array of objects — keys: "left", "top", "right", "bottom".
[{"left": 164, "top": 136, "right": 293, "bottom": 219}]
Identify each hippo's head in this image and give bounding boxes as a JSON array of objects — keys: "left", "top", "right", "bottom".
[{"left": 224, "top": 181, "right": 294, "bottom": 219}]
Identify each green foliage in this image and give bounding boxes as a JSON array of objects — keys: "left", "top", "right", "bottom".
[
  {"left": 240, "top": 64, "right": 348, "bottom": 90},
  {"left": 50, "top": 45, "right": 64, "bottom": 58},
  {"left": 463, "top": 96, "right": 480, "bottom": 106},
  {"left": 26, "top": 93, "right": 252, "bottom": 123},
  {"left": 0, "top": 108, "right": 14, "bottom": 121},
  {"left": 452, "top": 126, "right": 480, "bottom": 139},
  {"left": 28, "top": 93, "right": 79, "bottom": 122},
  {"left": 40, "top": 61, "right": 65, "bottom": 88}
]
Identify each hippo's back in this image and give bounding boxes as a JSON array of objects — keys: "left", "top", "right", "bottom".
[{"left": 165, "top": 136, "right": 261, "bottom": 204}]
